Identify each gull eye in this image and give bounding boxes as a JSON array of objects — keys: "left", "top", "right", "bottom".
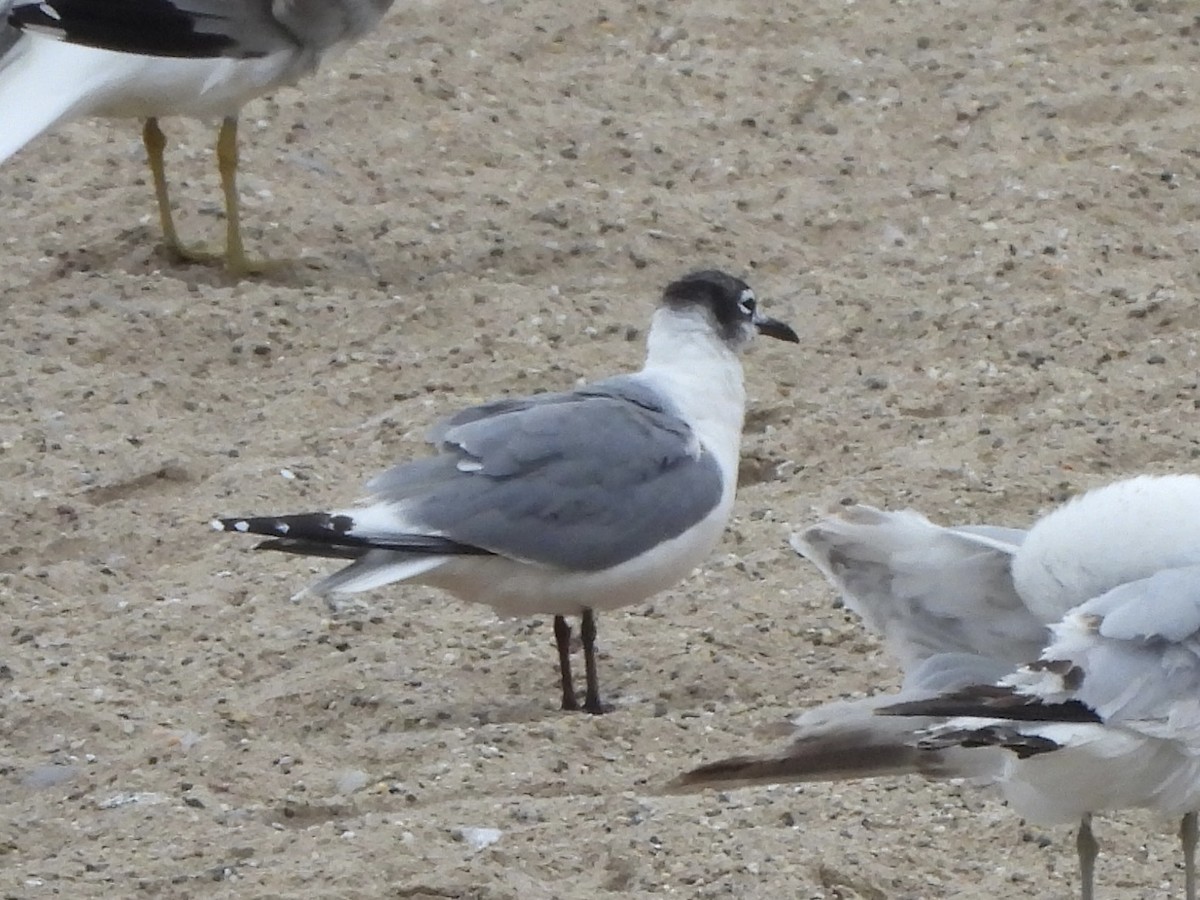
[{"left": 737, "top": 289, "right": 756, "bottom": 316}]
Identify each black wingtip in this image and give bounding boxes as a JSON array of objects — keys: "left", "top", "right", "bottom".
[
  {"left": 11, "top": 0, "right": 242, "bottom": 58},
  {"left": 878, "top": 686, "right": 1102, "bottom": 724},
  {"left": 919, "top": 725, "right": 1064, "bottom": 759},
  {"left": 212, "top": 512, "right": 498, "bottom": 558},
  {"left": 211, "top": 512, "right": 355, "bottom": 540},
  {"left": 252, "top": 538, "right": 366, "bottom": 560},
  {"left": 666, "top": 756, "right": 769, "bottom": 792}
]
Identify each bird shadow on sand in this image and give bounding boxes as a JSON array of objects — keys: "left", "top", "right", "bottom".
[{"left": 22, "top": 229, "right": 375, "bottom": 291}]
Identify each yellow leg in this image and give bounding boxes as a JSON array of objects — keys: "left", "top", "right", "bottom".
[
  {"left": 216, "top": 115, "right": 282, "bottom": 276},
  {"left": 142, "top": 115, "right": 290, "bottom": 276},
  {"left": 216, "top": 116, "right": 247, "bottom": 271},
  {"left": 142, "top": 118, "right": 222, "bottom": 264},
  {"left": 143, "top": 118, "right": 187, "bottom": 257}
]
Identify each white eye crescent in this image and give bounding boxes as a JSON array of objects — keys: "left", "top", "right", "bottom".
[{"left": 737, "top": 288, "right": 757, "bottom": 315}]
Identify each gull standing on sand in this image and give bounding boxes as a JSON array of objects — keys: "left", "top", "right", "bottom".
[
  {"left": 214, "top": 270, "right": 799, "bottom": 713},
  {"left": 675, "top": 474, "right": 1200, "bottom": 900},
  {"left": 0, "top": 0, "right": 394, "bottom": 274}
]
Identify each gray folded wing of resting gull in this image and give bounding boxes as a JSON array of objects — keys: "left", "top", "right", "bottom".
[
  {"left": 9, "top": 0, "right": 393, "bottom": 59},
  {"left": 353, "top": 375, "right": 724, "bottom": 572}
]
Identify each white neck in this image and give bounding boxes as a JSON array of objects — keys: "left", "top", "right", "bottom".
[
  {"left": 637, "top": 307, "right": 747, "bottom": 496},
  {"left": 1014, "top": 474, "right": 1200, "bottom": 622}
]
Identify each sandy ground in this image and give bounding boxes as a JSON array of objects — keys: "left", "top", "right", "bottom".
[{"left": 3, "top": 0, "right": 1200, "bottom": 897}]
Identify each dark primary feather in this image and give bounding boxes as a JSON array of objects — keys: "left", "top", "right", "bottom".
[
  {"left": 11, "top": 0, "right": 396, "bottom": 59},
  {"left": 878, "top": 684, "right": 1102, "bottom": 723},
  {"left": 0, "top": 11, "right": 21, "bottom": 57},
  {"left": 10, "top": 0, "right": 244, "bottom": 57},
  {"left": 215, "top": 514, "right": 495, "bottom": 558},
  {"left": 253, "top": 539, "right": 365, "bottom": 561},
  {"left": 918, "top": 724, "right": 1064, "bottom": 759},
  {"left": 671, "top": 654, "right": 1018, "bottom": 792}
]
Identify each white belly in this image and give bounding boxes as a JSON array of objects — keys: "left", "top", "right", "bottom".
[
  {"left": 419, "top": 495, "right": 736, "bottom": 617},
  {"left": 18, "top": 36, "right": 302, "bottom": 121}
]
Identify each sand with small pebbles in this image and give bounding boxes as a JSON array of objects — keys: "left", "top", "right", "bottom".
[{"left": 3, "top": 1, "right": 1200, "bottom": 897}]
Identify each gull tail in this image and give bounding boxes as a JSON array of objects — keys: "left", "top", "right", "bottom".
[
  {"left": 212, "top": 510, "right": 491, "bottom": 599},
  {"left": 212, "top": 512, "right": 493, "bottom": 557},
  {"left": 294, "top": 548, "right": 447, "bottom": 600},
  {"left": 0, "top": 36, "right": 141, "bottom": 162}
]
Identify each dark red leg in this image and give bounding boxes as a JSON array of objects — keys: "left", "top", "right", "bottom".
[
  {"left": 553, "top": 615, "right": 578, "bottom": 711},
  {"left": 580, "top": 608, "right": 606, "bottom": 714}
]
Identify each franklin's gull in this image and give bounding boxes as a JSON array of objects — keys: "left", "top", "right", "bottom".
[
  {"left": 675, "top": 474, "right": 1200, "bottom": 899},
  {"left": 0, "top": 0, "right": 394, "bottom": 273},
  {"left": 214, "top": 270, "right": 800, "bottom": 713}
]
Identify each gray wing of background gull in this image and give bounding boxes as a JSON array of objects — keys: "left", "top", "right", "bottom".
[
  {"left": 882, "top": 564, "right": 1200, "bottom": 900},
  {"left": 904, "top": 563, "right": 1200, "bottom": 758},
  {"left": 268, "top": 376, "right": 724, "bottom": 589},
  {"left": 679, "top": 475, "right": 1200, "bottom": 899},
  {"left": 9, "top": 0, "right": 392, "bottom": 60},
  {"left": 674, "top": 505, "right": 1051, "bottom": 790},
  {"left": 792, "top": 506, "right": 1048, "bottom": 669}
]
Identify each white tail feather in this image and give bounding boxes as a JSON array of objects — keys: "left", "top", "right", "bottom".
[
  {"left": 293, "top": 551, "right": 447, "bottom": 601},
  {"left": 0, "top": 38, "right": 143, "bottom": 162}
]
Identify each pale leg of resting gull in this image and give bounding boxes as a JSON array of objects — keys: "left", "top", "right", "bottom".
[
  {"left": 1078, "top": 814, "right": 1098, "bottom": 900},
  {"left": 553, "top": 615, "right": 579, "bottom": 712},
  {"left": 142, "top": 117, "right": 206, "bottom": 263},
  {"left": 217, "top": 116, "right": 276, "bottom": 276},
  {"left": 143, "top": 115, "right": 277, "bottom": 274},
  {"left": 143, "top": 116, "right": 246, "bottom": 270},
  {"left": 580, "top": 608, "right": 603, "bottom": 715},
  {"left": 1182, "top": 811, "right": 1197, "bottom": 900}
]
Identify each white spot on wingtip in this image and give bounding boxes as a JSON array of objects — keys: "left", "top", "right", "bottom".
[
  {"left": 276, "top": 522, "right": 290, "bottom": 535},
  {"left": 210, "top": 519, "right": 225, "bottom": 531},
  {"left": 234, "top": 521, "right": 250, "bottom": 532},
  {"left": 280, "top": 468, "right": 296, "bottom": 481},
  {"left": 39, "top": 3, "right": 63, "bottom": 22}
]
